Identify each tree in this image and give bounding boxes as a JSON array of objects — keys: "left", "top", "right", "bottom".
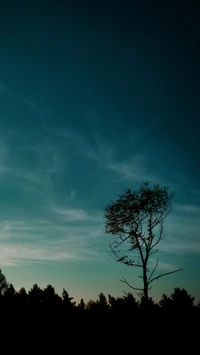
[
  {"left": 108, "top": 293, "right": 138, "bottom": 317},
  {"left": 17, "top": 287, "right": 28, "bottom": 303},
  {"left": 77, "top": 298, "right": 85, "bottom": 311},
  {"left": 104, "top": 182, "right": 183, "bottom": 304},
  {"left": 97, "top": 292, "right": 107, "bottom": 306},
  {"left": 96, "top": 293, "right": 108, "bottom": 314},
  {"left": 108, "top": 295, "right": 124, "bottom": 314},
  {"left": 159, "top": 293, "right": 172, "bottom": 309},
  {"left": 28, "top": 284, "right": 43, "bottom": 303},
  {"left": 170, "top": 288, "right": 194, "bottom": 309},
  {"left": 140, "top": 295, "right": 157, "bottom": 309},
  {"left": 123, "top": 292, "right": 138, "bottom": 311},
  {"left": 62, "top": 288, "right": 76, "bottom": 309},
  {"left": 86, "top": 300, "right": 98, "bottom": 313},
  {"left": 43, "top": 284, "right": 61, "bottom": 304},
  {"left": 4, "top": 284, "right": 16, "bottom": 301},
  {"left": 0, "top": 269, "right": 8, "bottom": 295}
]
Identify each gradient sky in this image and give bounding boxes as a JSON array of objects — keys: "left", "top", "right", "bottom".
[{"left": 0, "top": 1, "right": 199, "bottom": 302}]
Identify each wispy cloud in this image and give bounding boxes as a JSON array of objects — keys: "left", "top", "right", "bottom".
[
  {"left": 0, "top": 204, "right": 106, "bottom": 267},
  {"left": 0, "top": 135, "right": 64, "bottom": 198},
  {"left": 23, "top": 98, "right": 45, "bottom": 120},
  {"left": 68, "top": 189, "right": 77, "bottom": 201},
  {"left": 0, "top": 242, "right": 82, "bottom": 266},
  {"left": 44, "top": 126, "right": 160, "bottom": 183},
  {"left": 52, "top": 204, "right": 103, "bottom": 224},
  {"left": 149, "top": 259, "right": 179, "bottom": 272},
  {"left": 81, "top": 135, "right": 164, "bottom": 184},
  {"left": 108, "top": 158, "right": 149, "bottom": 181},
  {"left": 54, "top": 207, "right": 89, "bottom": 222},
  {"left": 175, "top": 203, "right": 200, "bottom": 214},
  {"left": 159, "top": 205, "right": 200, "bottom": 255},
  {"left": 0, "top": 81, "right": 14, "bottom": 98},
  {"left": 0, "top": 79, "right": 47, "bottom": 122}
]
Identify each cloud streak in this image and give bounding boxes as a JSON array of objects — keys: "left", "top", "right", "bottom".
[
  {"left": 0, "top": 205, "right": 106, "bottom": 267},
  {"left": 44, "top": 126, "right": 161, "bottom": 183},
  {"left": 54, "top": 207, "right": 90, "bottom": 222}
]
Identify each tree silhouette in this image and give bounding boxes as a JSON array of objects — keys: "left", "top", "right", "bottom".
[
  {"left": 62, "top": 288, "right": 76, "bottom": 309},
  {"left": 108, "top": 293, "right": 138, "bottom": 317},
  {"left": 28, "top": 284, "right": 43, "bottom": 303},
  {"left": 97, "top": 293, "right": 108, "bottom": 308},
  {"left": 17, "top": 287, "right": 28, "bottom": 304},
  {"left": 104, "top": 182, "right": 183, "bottom": 304},
  {"left": 86, "top": 299, "right": 98, "bottom": 313},
  {"left": 96, "top": 293, "right": 109, "bottom": 315},
  {"left": 0, "top": 266, "right": 197, "bottom": 320},
  {"left": 170, "top": 288, "right": 194, "bottom": 309},
  {"left": 159, "top": 293, "right": 172, "bottom": 309},
  {"left": 0, "top": 269, "right": 8, "bottom": 296},
  {"left": 108, "top": 295, "right": 124, "bottom": 314},
  {"left": 196, "top": 300, "right": 200, "bottom": 310},
  {"left": 43, "top": 284, "right": 61, "bottom": 304},
  {"left": 77, "top": 298, "right": 85, "bottom": 311},
  {"left": 4, "top": 284, "right": 16, "bottom": 301},
  {"left": 86, "top": 293, "right": 109, "bottom": 316},
  {"left": 140, "top": 295, "right": 157, "bottom": 309},
  {"left": 123, "top": 292, "right": 138, "bottom": 311}
]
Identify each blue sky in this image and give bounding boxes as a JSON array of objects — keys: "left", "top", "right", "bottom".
[{"left": 0, "top": 1, "right": 199, "bottom": 302}]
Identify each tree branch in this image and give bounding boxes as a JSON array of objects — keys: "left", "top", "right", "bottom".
[
  {"left": 118, "top": 234, "right": 131, "bottom": 245},
  {"left": 108, "top": 244, "right": 142, "bottom": 267},
  {"left": 148, "top": 267, "right": 184, "bottom": 285},
  {"left": 134, "top": 233, "right": 145, "bottom": 265},
  {"left": 148, "top": 258, "right": 159, "bottom": 282},
  {"left": 120, "top": 277, "right": 143, "bottom": 291},
  {"left": 150, "top": 221, "right": 163, "bottom": 251},
  {"left": 149, "top": 248, "right": 159, "bottom": 256}
]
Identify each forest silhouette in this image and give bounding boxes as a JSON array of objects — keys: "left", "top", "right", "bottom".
[{"left": 0, "top": 269, "right": 199, "bottom": 321}]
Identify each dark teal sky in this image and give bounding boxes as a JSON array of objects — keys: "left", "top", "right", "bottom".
[{"left": 0, "top": 1, "right": 199, "bottom": 302}]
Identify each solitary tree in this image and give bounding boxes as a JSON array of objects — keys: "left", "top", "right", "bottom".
[{"left": 104, "top": 182, "right": 183, "bottom": 304}]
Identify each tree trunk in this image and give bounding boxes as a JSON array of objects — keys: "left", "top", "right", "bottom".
[{"left": 143, "top": 264, "right": 148, "bottom": 306}]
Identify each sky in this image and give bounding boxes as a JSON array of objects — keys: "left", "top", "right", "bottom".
[{"left": 0, "top": 1, "right": 199, "bottom": 302}]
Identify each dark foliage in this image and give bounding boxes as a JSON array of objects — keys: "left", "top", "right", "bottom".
[{"left": 0, "top": 269, "right": 199, "bottom": 323}]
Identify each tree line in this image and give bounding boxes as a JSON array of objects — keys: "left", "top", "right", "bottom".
[{"left": 0, "top": 269, "right": 199, "bottom": 318}]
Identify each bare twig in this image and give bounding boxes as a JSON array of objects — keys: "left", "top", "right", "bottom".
[
  {"left": 118, "top": 234, "right": 131, "bottom": 245},
  {"left": 120, "top": 277, "right": 143, "bottom": 291},
  {"left": 109, "top": 245, "right": 142, "bottom": 267},
  {"left": 148, "top": 259, "right": 159, "bottom": 282},
  {"left": 148, "top": 267, "right": 184, "bottom": 285},
  {"left": 149, "top": 248, "right": 159, "bottom": 256},
  {"left": 150, "top": 221, "right": 163, "bottom": 251}
]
